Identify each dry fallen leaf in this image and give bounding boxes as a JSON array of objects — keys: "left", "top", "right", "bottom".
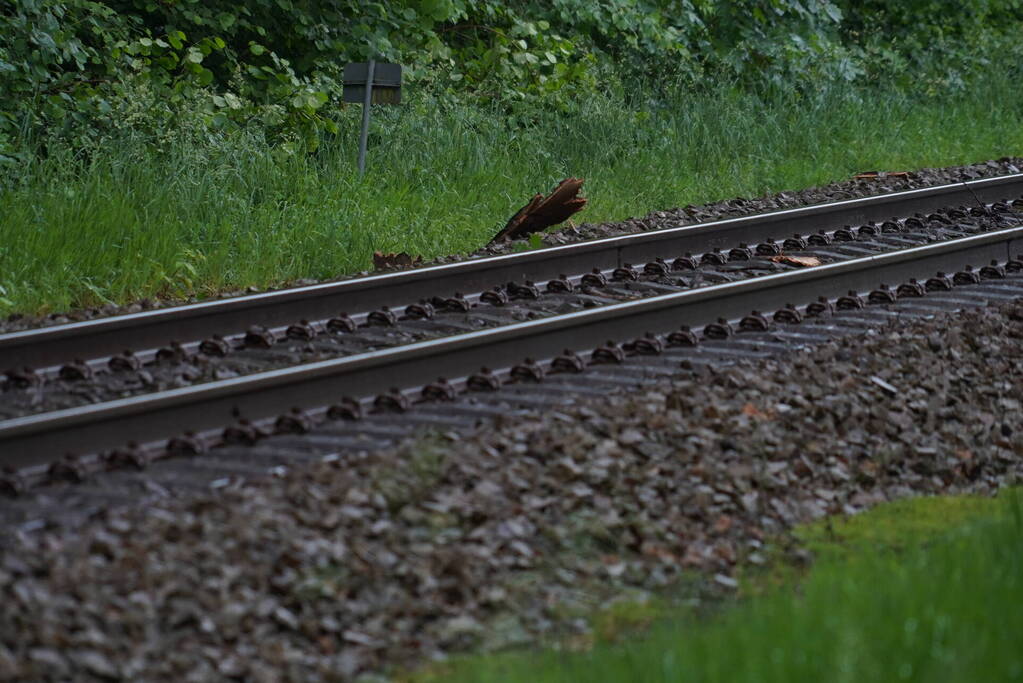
[
  {"left": 712, "top": 514, "right": 734, "bottom": 534},
  {"left": 740, "top": 403, "right": 770, "bottom": 420},
  {"left": 372, "top": 251, "right": 422, "bottom": 270},
  {"left": 770, "top": 254, "right": 822, "bottom": 268}
]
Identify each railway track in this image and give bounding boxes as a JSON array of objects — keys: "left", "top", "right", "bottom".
[
  {"left": 2, "top": 174, "right": 1021, "bottom": 376},
  {"left": 2, "top": 175, "right": 1023, "bottom": 517},
  {"left": 2, "top": 220, "right": 1023, "bottom": 484},
  {"left": 5, "top": 254, "right": 1023, "bottom": 532},
  {"left": 2, "top": 177, "right": 1023, "bottom": 422}
]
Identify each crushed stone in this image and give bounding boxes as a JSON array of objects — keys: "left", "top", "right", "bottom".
[{"left": 2, "top": 302, "right": 1023, "bottom": 680}]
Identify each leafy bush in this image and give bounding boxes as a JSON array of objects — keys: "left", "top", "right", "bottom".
[{"left": 1, "top": 0, "right": 1021, "bottom": 160}]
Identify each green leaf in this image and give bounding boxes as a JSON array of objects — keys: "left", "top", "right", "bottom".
[
  {"left": 306, "top": 92, "right": 327, "bottom": 108},
  {"left": 249, "top": 42, "right": 266, "bottom": 56},
  {"left": 419, "top": 0, "right": 453, "bottom": 21}
]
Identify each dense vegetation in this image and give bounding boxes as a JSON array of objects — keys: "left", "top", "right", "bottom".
[
  {"left": 3, "top": 0, "right": 1022, "bottom": 158},
  {"left": 1, "top": 2, "right": 1022, "bottom": 313},
  {"left": 3, "top": 75, "right": 1022, "bottom": 314}
]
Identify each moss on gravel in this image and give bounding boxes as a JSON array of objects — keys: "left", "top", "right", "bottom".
[{"left": 417, "top": 491, "right": 1023, "bottom": 683}]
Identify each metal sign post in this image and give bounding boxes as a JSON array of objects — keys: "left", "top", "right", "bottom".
[
  {"left": 357, "top": 60, "right": 375, "bottom": 175},
  {"left": 343, "top": 61, "right": 402, "bottom": 176}
]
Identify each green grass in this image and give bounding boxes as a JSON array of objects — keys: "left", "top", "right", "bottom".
[
  {"left": 2, "top": 61, "right": 1022, "bottom": 315},
  {"left": 417, "top": 491, "right": 1023, "bottom": 682}
]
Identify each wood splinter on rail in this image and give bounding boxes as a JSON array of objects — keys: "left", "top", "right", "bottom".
[
  {"left": 489, "top": 177, "right": 587, "bottom": 244},
  {"left": 853, "top": 171, "right": 910, "bottom": 180}
]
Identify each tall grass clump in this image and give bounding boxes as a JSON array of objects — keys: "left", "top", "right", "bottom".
[{"left": 2, "top": 57, "right": 1022, "bottom": 315}]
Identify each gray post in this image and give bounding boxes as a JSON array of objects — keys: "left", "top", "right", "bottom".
[{"left": 357, "top": 59, "right": 376, "bottom": 176}]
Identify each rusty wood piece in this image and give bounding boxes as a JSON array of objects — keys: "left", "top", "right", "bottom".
[{"left": 490, "top": 178, "right": 587, "bottom": 244}]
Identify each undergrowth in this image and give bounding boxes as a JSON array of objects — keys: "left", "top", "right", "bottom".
[{"left": 1, "top": 64, "right": 1022, "bottom": 315}]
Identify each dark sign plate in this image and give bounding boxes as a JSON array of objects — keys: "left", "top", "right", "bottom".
[{"left": 343, "top": 62, "right": 402, "bottom": 104}]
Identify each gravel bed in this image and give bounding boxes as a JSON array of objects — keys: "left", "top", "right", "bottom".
[
  {"left": 3, "top": 157, "right": 1020, "bottom": 335},
  {"left": 2, "top": 301, "right": 1023, "bottom": 681}
]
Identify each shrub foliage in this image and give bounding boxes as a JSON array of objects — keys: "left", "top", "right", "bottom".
[{"left": 2, "top": 0, "right": 1022, "bottom": 159}]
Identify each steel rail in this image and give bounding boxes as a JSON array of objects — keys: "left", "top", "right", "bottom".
[
  {"left": 2, "top": 225, "right": 1022, "bottom": 469},
  {"left": 2, "top": 174, "right": 1022, "bottom": 371}
]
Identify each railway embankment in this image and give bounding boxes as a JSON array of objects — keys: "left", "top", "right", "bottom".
[{"left": 2, "top": 298, "right": 1021, "bottom": 680}]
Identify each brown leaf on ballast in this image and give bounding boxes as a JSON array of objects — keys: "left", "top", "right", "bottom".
[
  {"left": 770, "top": 254, "right": 822, "bottom": 268},
  {"left": 490, "top": 178, "right": 587, "bottom": 244},
  {"left": 372, "top": 251, "right": 423, "bottom": 270},
  {"left": 740, "top": 403, "right": 771, "bottom": 420}
]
